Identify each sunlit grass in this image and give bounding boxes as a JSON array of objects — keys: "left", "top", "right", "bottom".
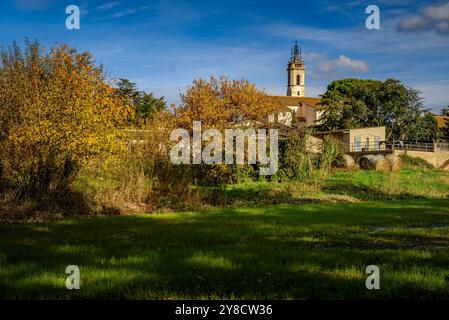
[{"left": 1, "top": 199, "right": 449, "bottom": 299}]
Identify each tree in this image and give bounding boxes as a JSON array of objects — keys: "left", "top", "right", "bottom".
[
  {"left": 442, "top": 106, "right": 449, "bottom": 141},
  {"left": 317, "top": 78, "right": 426, "bottom": 141},
  {"left": 171, "top": 76, "right": 284, "bottom": 186},
  {"left": 116, "top": 78, "right": 139, "bottom": 105},
  {"left": 408, "top": 112, "right": 440, "bottom": 142},
  {"left": 137, "top": 92, "right": 166, "bottom": 124},
  {"left": 173, "top": 76, "right": 282, "bottom": 131},
  {"left": 115, "top": 78, "right": 166, "bottom": 126},
  {"left": 0, "top": 40, "right": 131, "bottom": 196}
]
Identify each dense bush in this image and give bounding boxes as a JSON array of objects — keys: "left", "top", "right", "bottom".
[
  {"left": 319, "top": 136, "right": 345, "bottom": 170},
  {"left": 278, "top": 132, "right": 314, "bottom": 182},
  {"left": 0, "top": 40, "right": 130, "bottom": 200}
]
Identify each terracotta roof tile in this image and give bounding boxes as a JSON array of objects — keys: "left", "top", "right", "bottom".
[{"left": 269, "top": 96, "right": 322, "bottom": 108}]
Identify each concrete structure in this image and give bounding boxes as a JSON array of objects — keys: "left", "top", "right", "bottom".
[
  {"left": 311, "top": 126, "right": 386, "bottom": 153},
  {"left": 287, "top": 42, "right": 306, "bottom": 97},
  {"left": 392, "top": 145, "right": 449, "bottom": 170}
]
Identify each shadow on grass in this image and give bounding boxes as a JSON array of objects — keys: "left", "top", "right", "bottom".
[
  {"left": 0, "top": 189, "right": 121, "bottom": 224},
  {"left": 1, "top": 199, "right": 449, "bottom": 299},
  {"left": 322, "top": 181, "right": 424, "bottom": 201}
]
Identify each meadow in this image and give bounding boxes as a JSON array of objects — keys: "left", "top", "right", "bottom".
[
  {"left": 1, "top": 40, "right": 448, "bottom": 300},
  {"left": 1, "top": 167, "right": 448, "bottom": 299}
]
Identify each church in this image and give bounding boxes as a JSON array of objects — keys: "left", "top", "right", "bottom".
[
  {"left": 269, "top": 42, "right": 322, "bottom": 128},
  {"left": 270, "top": 43, "right": 386, "bottom": 156}
]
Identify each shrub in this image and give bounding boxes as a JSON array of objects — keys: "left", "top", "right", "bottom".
[
  {"left": 278, "top": 132, "right": 314, "bottom": 182},
  {"left": 231, "top": 164, "right": 257, "bottom": 183},
  {"left": 319, "top": 136, "right": 345, "bottom": 170},
  {"left": 0, "top": 40, "right": 131, "bottom": 200}
]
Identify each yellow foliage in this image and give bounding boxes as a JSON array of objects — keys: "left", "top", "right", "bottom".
[
  {"left": 173, "top": 76, "right": 283, "bottom": 131},
  {"left": 0, "top": 40, "right": 132, "bottom": 195}
]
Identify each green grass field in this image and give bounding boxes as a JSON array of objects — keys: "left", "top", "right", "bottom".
[{"left": 1, "top": 195, "right": 449, "bottom": 299}]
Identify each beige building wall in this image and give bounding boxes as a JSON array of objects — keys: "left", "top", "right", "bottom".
[
  {"left": 348, "top": 126, "right": 386, "bottom": 151},
  {"left": 279, "top": 104, "right": 318, "bottom": 128}
]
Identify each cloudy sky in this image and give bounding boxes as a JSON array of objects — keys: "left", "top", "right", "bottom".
[{"left": 1, "top": 0, "right": 448, "bottom": 112}]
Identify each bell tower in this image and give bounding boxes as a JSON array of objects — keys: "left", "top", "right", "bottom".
[{"left": 287, "top": 41, "right": 305, "bottom": 97}]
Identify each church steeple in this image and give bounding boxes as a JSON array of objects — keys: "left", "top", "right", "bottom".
[
  {"left": 290, "top": 41, "right": 303, "bottom": 62},
  {"left": 287, "top": 41, "right": 305, "bottom": 97}
]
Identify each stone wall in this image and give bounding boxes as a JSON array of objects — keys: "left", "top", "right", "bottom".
[{"left": 393, "top": 150, "right": 449, "bottom": 170}]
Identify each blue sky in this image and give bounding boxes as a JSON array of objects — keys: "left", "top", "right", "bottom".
[{"left": 1, "top": 0, "right": 448, "bottom": 112}]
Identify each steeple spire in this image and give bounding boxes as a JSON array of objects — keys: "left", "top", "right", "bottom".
[{"left": 291, "top": 41, "right": 302, "bottom": 62}]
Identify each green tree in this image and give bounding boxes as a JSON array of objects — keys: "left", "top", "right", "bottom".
[
  {"left": 137, "top": 92, "right": 166, "bottom": 125},
  {"left": 115, "top": 78, "right": 166, "bottom": 126},
  {"left": 442, "top": 107, "right": 449, "bottom": 116},
  {"left": 408, "top": 112, "right": 439, "bottom": 142},
  {"left": 318, "top": 78, "right": 426, "bottom": 141},
  {"left": 442, "top": 106, "right": 449, "bottom": 141}
]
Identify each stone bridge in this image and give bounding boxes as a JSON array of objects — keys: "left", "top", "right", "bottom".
[
  {"left": 346, "top": 142, "right": 449, "bottom": 170},
  {"left": 392, "top": 150, "right": 449, "bottom": 170}
]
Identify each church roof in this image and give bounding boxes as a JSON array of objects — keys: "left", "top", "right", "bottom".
[{"left": 269, "top": 96, "right": 322, "bottom": 109}]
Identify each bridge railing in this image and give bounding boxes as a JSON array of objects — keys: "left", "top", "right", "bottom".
[
  {"left": 344, "top": 141, "right": 449, "bottom": 153},
  {"left": 435, "top": 143, "right": 449, "bottom": 152},
  {"left": 386, "top": 141, "right": 435, "bottom": 152},
  {"left": 343, "top": 141, "right": 387, "bottom": 153}
]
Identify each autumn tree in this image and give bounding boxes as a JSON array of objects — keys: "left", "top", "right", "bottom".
[
  {"left": 0, "top": 40, "right": 132, "bottom": 197},
  {"left": 171, "top": 76, "right": 283, "bottom": 185},
  {"left": 173, "top": 76, "right": 282, "bottom": 131}
]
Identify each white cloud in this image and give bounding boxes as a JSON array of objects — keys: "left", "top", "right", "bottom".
[
  {"left": 335, "top": 55, "right": 369, "bottom": 71},
  {"left": 111, "top": 6, "right": 151, "bottom": 18},
  {"left": 398, "top": 1, "right": 449, "bottom": 34},
  {"left": 423, "top": 2, "right": 449, "bottom": 21},
  {"left": 316, "top": 55, "right": 369, "bottom": 74},
  {"left": 96, "top": 1, "right": 121, "bottom": 11},
  {"left": 92, "top": 5, "right": 152, "bottom": 21}
]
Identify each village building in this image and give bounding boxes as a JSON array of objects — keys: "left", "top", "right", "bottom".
[
  {"left": 312, "top": 126, "right": 386, "bottom": 153},
  {"left": 269, "top": 43, "right": 449, "bottom": 169},
  {"left": 271, "top": 43, "right": 386, "bottom": 149},
  {"left": 269, "top": 42, "right": 323, "bottom": 128}
]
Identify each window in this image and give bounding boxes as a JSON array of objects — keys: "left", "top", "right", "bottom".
[
  {"left": 297, "top": 91, "right": 300, "bottom": 96},
  {"left": 365, "top": 138, "right": 370, "bottom": 151},
  {"left": 374, "top": 136, "right": 381, "bottom": 150},
  {"left": 296, "top": 75, "right": 301, "bottom": 85},
  {"left": 354, "top": 136, "right": 361, "bottom": 152}
]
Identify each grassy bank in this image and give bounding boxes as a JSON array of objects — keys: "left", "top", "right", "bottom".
[
  {"left": 1, "top": 167, "right": 447, "bottom": 223},
  {"left": 1, "top": 199, "right": 449, "bottom": 299}
]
